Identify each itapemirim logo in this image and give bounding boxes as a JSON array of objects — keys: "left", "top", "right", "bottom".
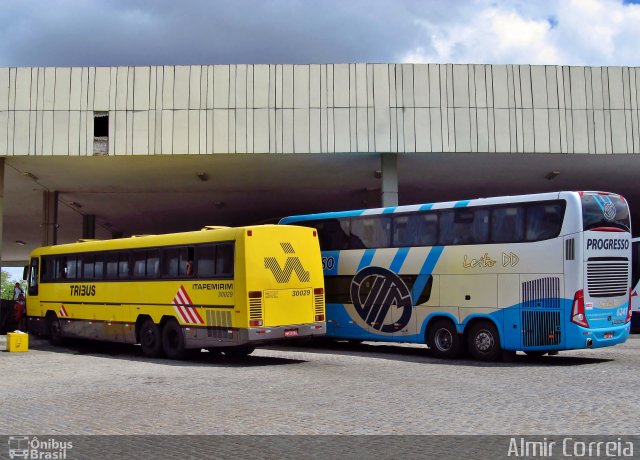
[
  {"left": 264, "top": 243, "right": 310, "bottom": 283},
  {"left": 7, "top": 436, "right": 72, "bottom": 459}
]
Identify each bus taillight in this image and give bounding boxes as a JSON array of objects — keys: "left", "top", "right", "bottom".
[
  {"left": 249, "top": 319, "right": 263, "bottom": 327},
  {"left": 571, "top": 290, "right": 589, "bottom": 328}
]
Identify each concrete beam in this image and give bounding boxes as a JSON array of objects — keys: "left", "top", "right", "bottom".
[
  {"left": 381, "top": 153, "right": 398, "bottom": 207},
  {"left": 42, "top": 191, "right": 58, "bottom": 246}
]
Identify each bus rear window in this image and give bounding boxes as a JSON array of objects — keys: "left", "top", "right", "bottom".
[{"left": 581, "top": 193, "right": 630, "bottom": 232}]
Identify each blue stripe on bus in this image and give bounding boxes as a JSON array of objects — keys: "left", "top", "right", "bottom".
[
  {"left": 454, "top": 200, "right": 471, "bottom": 208},
  {"left": 279, "top": 209, "right": 366, "bottom": 224},
  {"left": 382, "top": 207, "right": 397, "bottom": 214},
  {"left": 358, "top": 248, "right": 376, "bottom": 271},
  {"left": 411, "top": 246, "right": 444, "bottom": 301},
  {"left": 419, "top": 204, "right": 434, "bottom": 211},
  {"left": 390, "top": 247, "right": 410, "bottom": 273}
]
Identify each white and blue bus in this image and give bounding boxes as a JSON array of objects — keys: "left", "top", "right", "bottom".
[{"left": 281, "top": 191, "right": 633, "bottom": 361}]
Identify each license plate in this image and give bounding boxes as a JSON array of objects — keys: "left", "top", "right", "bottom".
[
  {"left": 604, "top": 332, "right": 613, "bottom": 339},
  {"left": 284, "top": 329, "right": 299, "bottom": 337}
]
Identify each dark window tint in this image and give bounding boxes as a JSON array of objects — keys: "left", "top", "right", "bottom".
[
  {"left": 526, "top": 203, "right": 564, "bottom": 241},
  {"left": 581, "top": 193, "right": 630, "bottom": 232},
  {"left": 133, "top": 252, "right": 146, "bottom": 278},
  {"left": 491, "top": 206, "right": 525, "bottom": 243},
  {"left": 94, "top": 255, "right": 104, "bottom": 279},
  {"left": 197, "top": 245, "right": 216, "bottom": 277},
  {"left": 41, "top": 256, "right": 55, "bottom": 282},
  {"left": 118, "top": 253, "right": 130, "bottom": 279},
  {"left": 439, "top": 208, "right": 489, "bottom": 245},
  {"left": 106, "top": 253, "right": 118, "bottom": 279},
  {"left": 178, "top": 247, "right": 195, "bottom": 277},
  {"left": 350, "top": 216, "right": 391, "bottom": 249},
  {"left": 308, "top": 219, "right": 350, "bottom": 251},
  {"left": 28, "top": 258, "right": 39, "bottom": 296},
  {"left": 147, "top": 250, "right": 160, "bottom": 278},
  {"left": 393, "top": 213, "right": 438, "bottom": 247},
  {"left": 216, "top": 244, "right": 234, "bottom": 277},
  {"left": 83, "top": 254, "right": 95, "bottom": 279},
  {"left": 162, "top": 248, "right": 179, "bottom": 277}
]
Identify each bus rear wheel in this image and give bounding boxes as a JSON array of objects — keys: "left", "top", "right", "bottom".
[
  {"left": 467, "top": 321, "right": 501, "bottom": 361},
  {"left": 140, "top": 318, "right": 164, "bottom": 358},
  {"left": 47, "top": 314, "right": 63, "bottom": 346},
  {"left": 427, "top": 319, "right": 462, "bottom": 359},
  {"left": 162, "top": 319, "right": 187, "bottom": 360}
]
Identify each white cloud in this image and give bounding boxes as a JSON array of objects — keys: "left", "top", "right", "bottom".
[{"left": 401, "top": 0, "right": 640, "bottom": 66}]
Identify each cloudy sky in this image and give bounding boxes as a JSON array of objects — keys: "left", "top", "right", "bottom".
[{"left": 0, "top": 0, "right": 639, "bottom": 67}]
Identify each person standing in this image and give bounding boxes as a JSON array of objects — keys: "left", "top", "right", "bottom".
[{"left": 13, "top": 282, "right": 26, "bottom": 331}]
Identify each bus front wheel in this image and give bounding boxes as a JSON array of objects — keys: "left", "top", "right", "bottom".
[
  {"left": 467, "top": 321, "right": 501, "bottom": 361},
  {"left": 427, "top": 319, "right": 462, "bottom": 359},
  {"left": 162, "top": 319, "right": 187, "bottom": 360},
  {"left": 47, "top": 314, "right": 63, "bottom": 346},
  {"left": 140, "top": 318, "right": 164, "bottom": 358}
]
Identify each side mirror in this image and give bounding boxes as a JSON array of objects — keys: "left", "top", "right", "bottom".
[{"left": 22, "top": 265, "right": 28, "bottom": 281}]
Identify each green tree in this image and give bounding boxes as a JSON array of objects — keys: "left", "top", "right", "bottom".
[{"left": 1, "top": 270, "right": 24, "bottom": 300}]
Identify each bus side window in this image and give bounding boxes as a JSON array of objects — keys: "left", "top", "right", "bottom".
[
  {"left": 350, "top": 216, "right": 391, "bottom": 249},
  {"left": 216, "top": 244, "right": 234, "bottom": 277},
  {"left": 162, "top": 248, "right": 179, "bottom": 277},
  {"left": 118, "top": 252, "right": 131, "bottom": 279},
  {"left": 526, "top": 203, "right": 564, "bottom": 241},
  {"left": 196, "top": 245, "right": 216, "bottom": 277},
  {"left": 311, "top": 219, "right": 350, "bottom": 250},
  {"left": 94, "top": 254, "right": 105, "bottom": 279},
  {"left": 83, "top": 254, "right": 95, "bottom": 280},
  {"left": 133, "top": 251, "right": 146, "bottom": 278},
  {"left": 28, "top": 258, "right": 39, "bottom": 296},
  {"left": 106, "top": 253, "right": 119, "bottom": 279},
  {"left": 393, "top": 213, "right": 437, "bottom": 247},
  {"left": 178, "top": 247, "right": 195, "bottom": 277},
  {"left": 491, "top": 206, "right": 525, "bottom": 243},
  {"left": 146, "top": 250, "right": 160, "bottom": 278}
]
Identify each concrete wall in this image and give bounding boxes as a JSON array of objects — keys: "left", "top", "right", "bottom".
[{"left": 0, "top": 64, "right": 639, "bottom": 156}]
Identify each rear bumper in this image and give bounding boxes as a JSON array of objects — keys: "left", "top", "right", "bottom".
[
  {"left": 184, "top": 322, "right": 326, "bottom": 349},
  {"left": 563, "top": 322, "right": 630, "bottom": 349}
]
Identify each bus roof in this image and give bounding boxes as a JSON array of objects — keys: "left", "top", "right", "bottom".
[
  {"left": 28, "top": 224, "right": 289, "bottom": 256},
  {"left": 279, "top": 191, "right": 623, "bottom": 224}
]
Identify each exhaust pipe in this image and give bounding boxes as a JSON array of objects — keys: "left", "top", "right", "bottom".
[{"left": 585, "top": 338, "right": 593, "bottom": 347}]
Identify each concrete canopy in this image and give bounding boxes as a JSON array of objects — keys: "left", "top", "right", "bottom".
[{"left": 3, "top": 152, "right": 640, "bottom": 265}]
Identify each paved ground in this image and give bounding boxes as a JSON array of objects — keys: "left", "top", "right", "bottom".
[{"left": 1, "top": 334, "right": 639, "bottom": 436}]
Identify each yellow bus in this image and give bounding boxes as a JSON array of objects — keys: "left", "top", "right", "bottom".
[{"left": 24, "top": 225, "right": 326, "bottom": 359}]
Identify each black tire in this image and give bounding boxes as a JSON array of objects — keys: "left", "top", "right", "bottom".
[
  {"left": 139, "top": 318, "right": 164, "bottom": 358},
  {"left": 427, "top": 319, "right": 463, "bottom": 359},
  {"left": 467, "top": 320, "right": 502, "bottom": 361},
  {"left": 223, "top": 346, "right": 256, "bottom": 359},
  {"left": 162, "top": 319, "right": 187, "bottom": 360},
  {"left": 47, "top": 314, "right": 64, "bottom": 346}
]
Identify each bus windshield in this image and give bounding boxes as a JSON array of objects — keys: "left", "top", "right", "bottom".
[{"left": 581, "top": 193, "right": 630, "bottom": 232}]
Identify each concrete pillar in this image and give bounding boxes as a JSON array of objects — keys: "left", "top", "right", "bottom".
[
  {"left": 0, "top": 159, "right": 4, "bottom": 265},
  {"left": 381, "top": 153, "right": 399, "bottom": 207},
  {"left": 82, "top": 215, "right": 96, "bottom": 239},
  {"left": 42, "top": 191, "right": 59, "bottom": 246}
]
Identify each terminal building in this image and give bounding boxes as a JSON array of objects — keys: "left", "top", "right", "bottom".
[{"left": 1, "top": 63, "right": 640, "bottom": 265}]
